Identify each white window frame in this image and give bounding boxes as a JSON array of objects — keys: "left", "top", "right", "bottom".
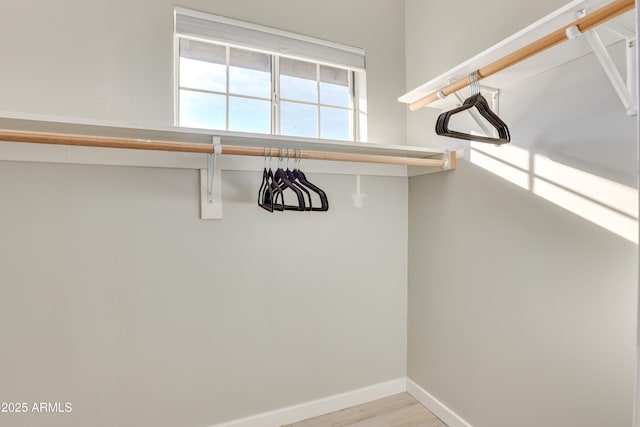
[{"left": 173, "top": 7, "right": 367, "bottom": 142}]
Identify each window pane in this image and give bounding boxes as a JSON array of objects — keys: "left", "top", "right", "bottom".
[
  {"left": 281, "top": 102, "right": 317, "bottom": 138},
  {"left": 320, "top": 107, "right": 350, "bottom": 140},
  {"left": 229, "top": 48, "right": 271, "bottom": 98},
  {"left": 179, "top": 39, "right": 226, "bottom": 92},
  {"left": 179, "top": 90, "right": 226, "bottom": 130},
  {"left": 320, "top": 82, "right": 350, "bottom": 107},
  {"left": 280, "top": 58, "right": 317, "bottom": 102},
  {"left": 180, "top": 58, "right": 226, "bottom": 92},
  {"left": 320, "top": 66, "right": 349, "bottom": 107},
  {"left": 229, "top": 96, "right": 271, "bottom": 134}
]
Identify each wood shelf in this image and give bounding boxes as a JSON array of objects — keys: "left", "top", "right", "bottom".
[
  {"left": 399, "top": 0, "right": 636, "bottom": 110},
  {"left": 0, "top": 111, "right": 446, "bottom": 160},
  {"left": 0, "top": 111, "right": 453, "bottom": 179}
]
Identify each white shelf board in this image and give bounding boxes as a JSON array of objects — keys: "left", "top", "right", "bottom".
[
  {"left": 399, "top": 0, "right": 636, "bottom": 110},
  {"left": 0, "top": 111, "right": 445, "bottom": 160}
]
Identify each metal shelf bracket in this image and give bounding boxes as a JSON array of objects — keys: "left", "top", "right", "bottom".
[
  {"left": 567, "top": 9, "right": 637, "bottom": 115},
  {"left": 200, "top": 136, "right": 222, "bottom": 220}
]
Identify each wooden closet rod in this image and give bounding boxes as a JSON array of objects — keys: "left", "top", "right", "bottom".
[
  {"left": 0, "top": 129, "right": 450, "bottom": 168},
  {"left": 409, "top": 0, "right": 635, "bottom": 111}
]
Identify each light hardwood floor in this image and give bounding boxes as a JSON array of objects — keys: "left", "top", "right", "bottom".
[{"left": 283, "top": 393, "right": 448, "bottom": 427}]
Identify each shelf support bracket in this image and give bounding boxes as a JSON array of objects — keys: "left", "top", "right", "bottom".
[
  {"left": 200, "top": 136, "right": 222, "bottom": 220},
  {"left": 567, "top": 11, "right": 637, "bottom": 116},
  {"left": 625, "top": 38, "right": 636, "bottom": 101},
  {"left": 584, "top": 29, "right": 637, "bottom": 115}
]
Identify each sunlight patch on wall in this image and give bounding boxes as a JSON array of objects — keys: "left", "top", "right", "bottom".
[
  {"left": 534, "top": 155, "right": 638, "bottom": 218},
  {"left": 470, "top": 144, "right": 530, "bottom": 190},
  {"left": 533, "top": 177, "right": 638, "bottom": 243},
  {"left": 533, "top": 155, "right": 637, "bottom": 244},
  {"left": 472, "top": 142, "right": 531, "bottom": 170},
  {"left": 470, "top": 143, "right": 638, "bottom": 244}
]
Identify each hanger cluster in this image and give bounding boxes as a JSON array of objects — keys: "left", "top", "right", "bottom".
[
  {"left": 258, "top": 148, "right": 329, "bottom": 213},
  {"left": 436, "top": 70, "right": 510, "bottom": 145}
]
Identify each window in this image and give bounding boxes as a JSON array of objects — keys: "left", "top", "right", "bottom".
[
  {"left": 174, "top": 9, "right": 367, "bottom": 142},
  {"left": 179, "top": 40, "right": 272, "bottom": 133}
]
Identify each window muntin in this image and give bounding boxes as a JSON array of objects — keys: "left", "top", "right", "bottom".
[{"left": 177, "top": 37, "right": 360, "bottom": 141}]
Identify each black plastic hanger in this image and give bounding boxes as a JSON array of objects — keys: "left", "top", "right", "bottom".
[
  {"left": 257, "top": 148, "right": 329, "bottom": 213},
  {"left": 267, "top": 168, "right": 285, "bottom": 211},
  {"left": 258, "top": 166, "right": 274, "bottom": 212},
  {"left": 282, "top": 149, "right": 312, "bottom": 211},
  {"left": 273, "top": 149, "right": 306, "bottom": 211},
  {"left": 435, "top": 71, "right": 510, "bottom": 145},
  {"left": 258, "top": 150, "right": 283, "bottom": 212},
  {"left": 286, "top": 167, "right": 312, "bottom": 211},
  {"left": 292, "top": 149, "right": 329, "bottom": 212}
]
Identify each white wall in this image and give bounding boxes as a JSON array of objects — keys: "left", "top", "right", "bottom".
[
  {"left": 0, "top": 1, "right": 408, "bottom": 426},
  {"left": 406, "top": 1, "right": 638, "bottom": 426},
  {"left": 0, "top": 0, "right": 406, "bottom": 145}
]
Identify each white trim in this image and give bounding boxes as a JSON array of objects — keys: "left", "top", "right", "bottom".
[
  {"left": 173, "top": 11, "right": 180, "bottom": 127},
  {"left": 209, "top": 378, "right": 406, "bottom": 427},
  {"left": 175, "top": 7, "right": 365, "bottom": 71},
  {"left": 406, "top": 379, "right": 474, "bottom": 427},
  {"left": 174, "top": 7, "right": 364, "bottom": 57}
]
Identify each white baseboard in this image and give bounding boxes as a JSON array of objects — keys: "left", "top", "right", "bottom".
[
  {"left": 210, "top": 378, "right": 406, "bottom": 427},
  {"left": 406, "top": 378, "right": 473, "bottom": 427}
]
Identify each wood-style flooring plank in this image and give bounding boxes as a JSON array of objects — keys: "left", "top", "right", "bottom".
[
  {"left": 380, "top": 402, "right": 446, "bottom": 427},
  {"left": 344, "top": 417, "right": 391, "bottom": 427},
  {"left": 283, "top": 393, "right": 447, "bottom": 427},
  {"left": 283, "top": 393, "right": 414, "bottom": 427}
]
